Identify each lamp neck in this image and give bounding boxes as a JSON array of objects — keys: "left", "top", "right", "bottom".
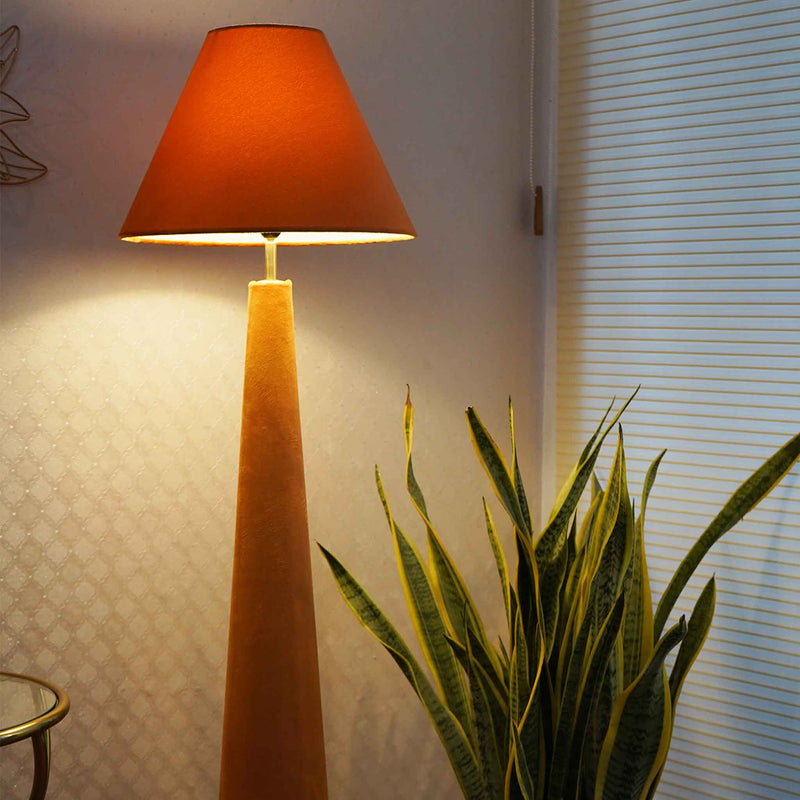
[{"left": 261, "top": 232, "right": 280, "bottom": 279}]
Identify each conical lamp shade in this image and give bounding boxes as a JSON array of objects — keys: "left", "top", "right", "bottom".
[{"left": 119, "top": 24, "right": 416, "bottom": 246}]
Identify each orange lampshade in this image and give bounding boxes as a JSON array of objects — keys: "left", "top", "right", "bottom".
[{"left": 119, "top": 24, "right": 415, "bottom": 246}]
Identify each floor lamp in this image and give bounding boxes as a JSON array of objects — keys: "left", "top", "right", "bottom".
[{"left": 119, "top": 24, "right": 415, "bottom": 800}]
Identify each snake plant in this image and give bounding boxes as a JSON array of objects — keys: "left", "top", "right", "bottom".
[{"left": 319, "top": 392, "right": 800, "bottom": 800}]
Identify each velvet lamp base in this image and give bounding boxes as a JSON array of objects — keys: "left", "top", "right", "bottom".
[{"left": 219, "top": 280, "right": 328, "bottom": 800}]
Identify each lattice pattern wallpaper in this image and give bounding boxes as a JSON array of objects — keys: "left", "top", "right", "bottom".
[{"left": 1, "top": 293, "right": 241, "bottom": 799}]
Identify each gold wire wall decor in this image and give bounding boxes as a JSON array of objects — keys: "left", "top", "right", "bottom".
[{"left": 1, "top": 25, "right": 47, "bottom": 185}]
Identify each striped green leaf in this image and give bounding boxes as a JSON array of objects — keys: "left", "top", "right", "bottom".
[
  {"left": 621, "top": 502, "right": 651, "bottom": 689},
  {"left": 509, "top": 397, "right": 533, "bottom": 537},
  {"left": 467, "top": 406, "right": 531, "bottom": 537},
  {"left": 536, "top": 548, "right": 568, "bottom": 659},
  {"left": 654, "top": 429, "right": 800, "bottom": 638},
  {"left": 575, "top": 493, "right": 601, "bottom": 555},
  {"left": 403, "top": 389, "right": 427, "bottom": 515},
  {"left": 579, "top": 628, "right": 623, "bottom": 798},
  {"left": 645, "top": 577, "right": 717, "bottom": 800},
  {"left": 467, "top": 630, "right": 507, "bottom": 797},
  {"left": 392, "top": 522, "right": 474, "bottom": 738},
  {"left": 588, "top": 439, "right": 633, "bottom": 642},
  {"left": 510, "top": 609, "right": 530, "bottom": 725},
  {"left": 533, "top": 395, "right": 637, "bottom": 655},
  {"left": 595, "top": 618, "right": 688, "bottom": 800},
  {"left": 559, "top": 594, "right": 626, "bottom": 800},
  {"left": 550, "top": 589, "right": 595, "bottom": 790},
  {"left": 537, "top": 390, "right": 637, "bottom": 559},
  {"left": 512, "top": 724, "right": 536, "bottom": 800},
  {"left": 623, "top": 450, "right": 663, "bottom": 686},
  {"left": 586, "top": 430, "right": 625, "bottom": 585},
  {"left": 548, "top": 595, "right": 624, "bottom": 800},
  {"left": 504, "top": 759, "right": 526, "bottom": 800},
  {"left": 514, "top": 526, "right": 538, "bottom": 624},
  {"left": 485, "top": 499, "right": 513, "bottom": 632},
  {"left": 517, "top": 646, "right": 545, "bottom": 800},
  {"left": 640, "top": 450, "right": 666, "bottom": 523},
  {"left": 669, "top": 577, "right": 716, "bottom": 706},
  {"left": 448, "top": 633, "right": 508, "bottom": 711},
  {"left": 318, "top": 544, "right": 487, "bottom": 800},
  {"left": 377, "top": 467, "right": 474, "bottom": 734},
  {"left": 404, "top": 395, "right": 493, "bottom": 655}
]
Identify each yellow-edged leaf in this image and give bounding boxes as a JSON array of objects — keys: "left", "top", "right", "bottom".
[
  {"left": 654, "top": 429, "right": 800, "bottom": 638},
  {"left": 594, "top": 618, "right": 687, "bottom": 800},
  {"left": 318, "top": 544, "right": 487, "bottom": 800}
]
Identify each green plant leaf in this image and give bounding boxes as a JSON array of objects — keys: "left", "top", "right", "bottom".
[
  {"left": 510, "top": 608, "right": 530, "bottom": 725},
  {"left": 592, "top": 470, "right": 603, "bottom": 501},
  {"left": 512, "top": 723, "right": 536, "bottom": 800},
  {"left": 578, "top": 399, "right": 616, "bottom": 488},
  {"left": 404, "top": 394, "right": 494, "bottom": 657},
  {"left": 514, "top": 530, "right": 546, "bottom": 670},
  {"left": 498, "top": 636, "right": 511, "bottom": 684},
  {"left": 376, "top": 464, "right": 480, "bottom": 736},
  {"left": 392, "top": 521, "right": 475, "bottom": 738},
  {"left": 448, "top": 633, "right": 508, "bottom": 712},
  {"left": 536, "top": 549, "right": 568, "bottom": 659},
  {"left": 485, "top": 499, "right": 513, "bottom": 633},
  {"left": 645, "top": 577, "right": 717, "bottom": 800},
  {"left": 594, "top": 617, "right": 688, "bottom": 800},
  {"left": 550, "top": 588, "right": 596, "bottom": 793},
  {"left": 621, "top": 500, "right": 650, "bottom": 689},
  {"left": 579, "top": 631, "right": 623, "bottom": 799},
  {"left": 403, "top": 388, "right": 428, "bottom": 516},
  {"left": 467, "top": 629, "right": 507, "bottom": 797},
  {"left": 623, "top": 450, "right": 664, "bottom": 685},
  {"left": 585, "top": 428, "right": 625, "bottom": 582},
  {"left": 574, "top": 493, "right": 601, "bottom": 556},
  {"left": 560, "top": 593, "right": 626, "bottom": 800},
  {"left": 548, "top": 593, "right": 624, "bottom": 800},
  {"left": 587, "top": 435, "right": 633, "bottom": 644},
  {"left": 534, "top": 392, "right": 638, "bottom": 656},
  {"left": 554, "top": 581, "right": 581, "bottom": 701},
  {"left": 640, "top": 450, "right": 666, "bottom": 524},
  {"left": 540, "top": 390, "right": 637, "bottom": 538},
  {"left": 426, "top": 518, "right": 495, "bottom": 659},
  {"left": 654, "top": 429, "right": 800, "bottom": 638},
  {"left": 318, "top": 544, "right": 487, "bottom": 800},
  {"left": 467, "top": 406, "right": 531, "bottom": 537},
  {"left": 584, "top": 493, "right": 607, "bottom": 580},
  {"left": 669, "top": 576, "right": 716, "bottom": 706},
  {"left": 504, "top": 757, "right": 526, "bottom": 800},
  {"left": 518, "top": 644, "right": 545, "bottom": 795},
  {"left": 549, "top": 518, "right": 579, "bottom": 686},
  {"left": 509, "top": 397, "right": 533, "bottom": 537}
]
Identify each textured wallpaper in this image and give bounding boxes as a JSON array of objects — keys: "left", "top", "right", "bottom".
[{"left": 1, "top": 292, "right": 241, "bottom": 798}]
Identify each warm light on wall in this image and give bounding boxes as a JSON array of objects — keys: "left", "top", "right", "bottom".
[{"left": 119, "top": 23, "right": 415, "bottom": 800}]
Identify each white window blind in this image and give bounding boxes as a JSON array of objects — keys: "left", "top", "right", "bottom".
[{"left": 556, "top": 1, "right": 800, "bottom": 799}]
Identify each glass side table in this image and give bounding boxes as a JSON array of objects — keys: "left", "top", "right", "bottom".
[{"left": 0, "top": 672, "right": 70, "bottom": 800}]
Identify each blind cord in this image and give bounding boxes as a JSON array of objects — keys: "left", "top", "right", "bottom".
[{"left": 529, "top": 0, "right": 536, "bottom": 196}]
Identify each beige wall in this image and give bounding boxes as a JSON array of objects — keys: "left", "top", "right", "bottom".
[{"left": 1, "top": 1, "right": 541, "bottom": 798}]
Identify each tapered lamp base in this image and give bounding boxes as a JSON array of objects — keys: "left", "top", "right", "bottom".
[{"left": 219, "top": 280, "right": 328, "bottom": 800}]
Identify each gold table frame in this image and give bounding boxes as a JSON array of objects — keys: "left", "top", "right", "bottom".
[{"left": 0, "top": 672, "right": 70, "bottom": 800}]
